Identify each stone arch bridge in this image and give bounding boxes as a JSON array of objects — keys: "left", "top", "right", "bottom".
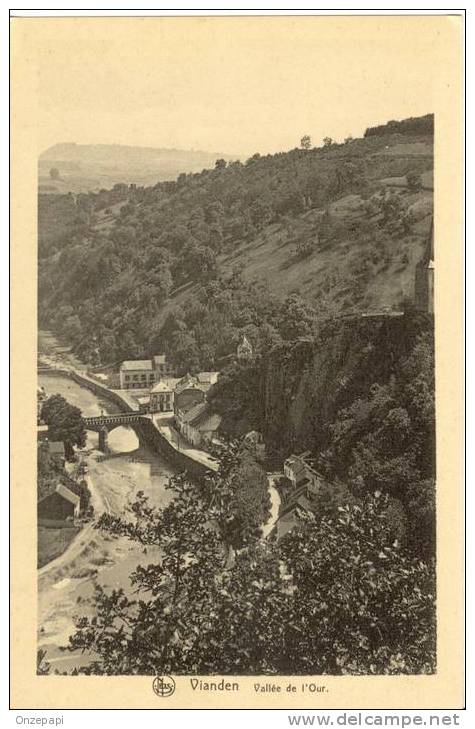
[{"left": 83, "top": 412, "right": 148, "bottom": 452}]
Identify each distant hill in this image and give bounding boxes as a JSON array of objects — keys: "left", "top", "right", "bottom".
[
  {"left": 39, "top": 142, "right": 238, "bottom": 193},
  {"left": 38, "top": 114, "right": 433, "bottom": 371}
]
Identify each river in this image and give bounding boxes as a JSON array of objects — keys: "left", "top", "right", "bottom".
[{"left": 38, "top": 373, "right": 177, "bottom": 673}]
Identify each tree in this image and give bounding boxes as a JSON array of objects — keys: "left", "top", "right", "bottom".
[
  {"left": 49, "top": 167, "right": 60, "bottom": 180},
  {"left": 300, "top": 135, "right": 312, "bottom": 150},
  {"left": 204, "top": 442, "right": 270, "bottom": 548},
  {"left": 67, "top": 473, "right": 435, "bottom": 675},
  {"left": 245, "top": 153, "right": 261, "bottom": 166},
  {"left": 323, "top": 136, "right": 333, "bottom": 147},
  {"left": 68, "top": 475, "right": 229, "bottom": 674},
  {"left": 279, "top": 294, "right": 317, "bottom": 340},
  {"left": 322, "top": 330, "right": 435, "bottom": 557},
  {"left": 215, "top": 158, "right": 227, "bottom": 170},
  {"left": 277, "top": 493, "right": 435, "bottom": 674},
  {"left": 40, "top": 394, "right": 86, "bottom": 461},
  {"left": 63, "top": 314, "right": 82, "bottom": 341}
]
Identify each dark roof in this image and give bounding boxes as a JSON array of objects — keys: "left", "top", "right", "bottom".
[
  {"left": 55, "top": 483, "right": 80, "bottom": 506},
  {"left": 295, "top": 495, "right": 313, "bottom": 512},
  {"left": 38, "top": 483, "right": 80, "bottom": 507},
  {"left": 180, "top": 401, "right": 208, "bottom": 424},
  {"left": 280, "top": 493, "right": 314, "bottom": 519}
]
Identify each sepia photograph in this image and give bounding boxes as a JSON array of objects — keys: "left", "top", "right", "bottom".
[{"left": 10, "top": 11, "right": 464, "bottom": 710}]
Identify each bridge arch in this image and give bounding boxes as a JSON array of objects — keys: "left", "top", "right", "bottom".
[{"left": 83, "top": 413, "right": 149, "bottom": 453}]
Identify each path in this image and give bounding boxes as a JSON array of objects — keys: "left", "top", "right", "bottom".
[
  {"left": 262, "top": 474, "right": 282, "bottom": 538},
  {"left": 38, "top": 462, "right": 109, "bottom": 579}
]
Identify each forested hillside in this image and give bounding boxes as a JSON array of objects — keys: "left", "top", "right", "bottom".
[
  {"left": 38, "top": 116, "right": 437, "bottom": 664},
  {"left": 38, "top": 115, "right": 433, "bottom": 372},
  {"left": 208, "top": 311, "right": 435, "bottom": 557}
]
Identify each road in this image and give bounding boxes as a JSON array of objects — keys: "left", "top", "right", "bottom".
[{"left": 262, "top": 474, "right": 282, "bottom": 538}]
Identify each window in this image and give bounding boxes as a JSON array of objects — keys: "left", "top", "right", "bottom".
[
  {"left": 133, "top": 375, "right": 138, "bottom": 381},
  {"left": 125, "top": 375, "right": 130, "bottom": 381}
]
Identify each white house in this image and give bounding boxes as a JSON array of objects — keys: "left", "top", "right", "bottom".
[
  {"left": 149, "top": 381, "right": 174, "bottom": 413},
  {"left": 119, "top": 353, "right": 175, "bottom": 390},
  {"left": 176, "top": 401, "right": 222, "bottom": 447}
]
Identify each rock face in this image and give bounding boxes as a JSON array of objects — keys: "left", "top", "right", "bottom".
[{"left": 261, "top": 312, "right": 433, "bottom": 463}]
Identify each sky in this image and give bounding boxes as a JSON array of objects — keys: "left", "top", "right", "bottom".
[{"left": 32, "top": 15, "right": 444, "bottom": 157}]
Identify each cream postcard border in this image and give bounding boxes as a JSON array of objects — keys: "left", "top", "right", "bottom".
[{"left": 10, "top": 15, "right": 464, "bottom": 710}]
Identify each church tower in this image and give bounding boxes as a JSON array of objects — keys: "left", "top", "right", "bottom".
[
  {"left": 414, "top": 217, "right": 434, "bottom": 314},
  {"left": 237, "top": 335, "right": 253, "bottom": 361}
]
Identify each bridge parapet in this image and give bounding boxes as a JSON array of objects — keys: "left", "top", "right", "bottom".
[{"left": 83, "top": 413, "right": 145, "bottom": 427}]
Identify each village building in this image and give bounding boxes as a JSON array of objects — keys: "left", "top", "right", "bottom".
[
  {"left": 37, "top": 423, "right": 49, "bottom": 442},
  {"left": 176, "top": 401, "right": 222, "bottom": 448},
  {"left": 37, "top": 483, "right": 80, "bottom": 522},
  {"left": 237, "top": 334, "right": 253, "bottom": 361},
  {"left": 149, "top": 381, "right": 174, "bottom": 413},
  {"left": 174, "top": 383, "right": 206, "bottom": 415},
  {"left": 119, "top": 353, "right": 175, "bottom": 390},
  {"left": 194, "top": 371, "right": 219, "bottom": 390},
  {"left": 136, "top": 395, "right": 151, "bottom": 413},
  {"left": 274, "top": 500, "right": 313, "bottom": 541},
  {"left": 193, "top": 409, "right": 222, "bottom": 446},
  {"left": 119, "top": 359, "right": 156, "bottom": 390},
  {"left": 48, "top": 441, "right": 66, "bottom": 467},
  {"left": 274, "top": 450, "right": 331, "bottom": 539},
  {"left": 173, "top": 371, "right": 219, "bottom": 413},
  {"left": 414, "top": 217, "right": 434, "bottom": 314},
  {"left": 283, "top": 451, "right": 314, "bottom": 485}
]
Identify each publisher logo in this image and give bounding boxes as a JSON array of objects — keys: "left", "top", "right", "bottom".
[{"left": 153, "top": 675, "right": 176, "bottom": 697}]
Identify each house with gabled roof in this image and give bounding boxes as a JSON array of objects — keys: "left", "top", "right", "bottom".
[
  {"left": 37, "top": 483, "right": 81, "bottom": 522},
  {"left": 176, "top": 400, "right": 222, "bottom": 448},
  {"left": 119, "top": 353, "right": 175, "bottom": 389},
  {"left": 48, "top": 441, "right": 65, "bottom": 466}
]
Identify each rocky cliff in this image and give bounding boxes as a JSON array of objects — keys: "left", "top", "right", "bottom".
[{"left": 261, "top": 311, "right": 433, "bottom": 463}]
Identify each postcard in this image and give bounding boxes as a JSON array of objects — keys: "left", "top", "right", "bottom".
[{"left": 10, "top": 13, "right": 464, "bottom": 709}]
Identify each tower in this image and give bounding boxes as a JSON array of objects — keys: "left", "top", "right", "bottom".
[
  {"left": 414, "top": 217, "right": 434, "bottom": 314},
  {"left": 237, "top": 335, "right": 253, "bottom": 361}
]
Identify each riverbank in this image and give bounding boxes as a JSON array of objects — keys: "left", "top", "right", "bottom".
[
  {"left": 39, "top": 329, "right": 222, "bottom": 478},
  {"left": 37, "top": 369, "right": 178, "bottom": 671},
  {"left": 40, "top": 365, "right": 220, "bottom": 479},
  {"left": 37, "top": 332, "right": 277, "bottom": 672}
]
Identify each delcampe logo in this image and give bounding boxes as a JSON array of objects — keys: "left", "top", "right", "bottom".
[{"left": 153, "top": 675, "right": 176, "bottom": 698}]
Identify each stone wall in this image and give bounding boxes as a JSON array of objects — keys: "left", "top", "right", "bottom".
[
  {"left": 136, "top": 418, "right": 214, "bottom": 484},
  {"left": 39, "top": 367, "right": 214, "bottom": 484}
]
